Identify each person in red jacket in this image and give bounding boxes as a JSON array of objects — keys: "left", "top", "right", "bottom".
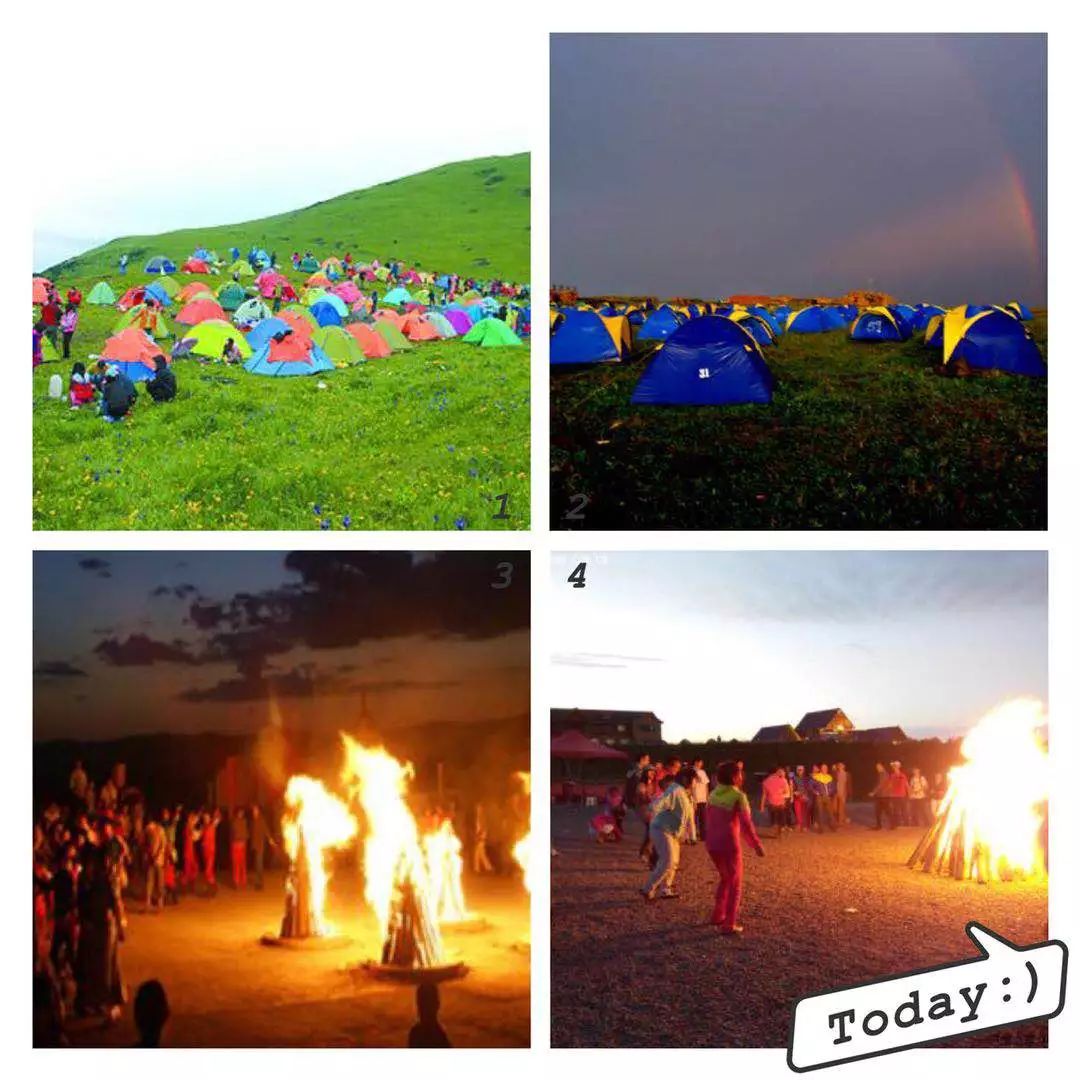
[
  {"left": 705, "top": 761, "right": 765, "bottom": 934},
  {"left": 66, "top": 286, "right": 82, "bottom": 308},
  {"left": 201, "top": 810, "right": 220, "bottom": 890},
  {"left": 884, "top": 761, "right": 910, "bottom": 828},
  {"left": 181, "top": 810, "right": 201, "bottom": 891}
]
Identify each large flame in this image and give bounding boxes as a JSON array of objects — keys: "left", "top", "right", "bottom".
[
  {"left": 931, "top": 698, "right": 1048, "bottom": 881},
  {"left": 281, "top": 775, "right": 357, "bottom": 935},
  {"left": 423, "top": 818, "right": 470, "bottom": 923},
  {"left": 511, "top": 771, "right": 533, "bottom": 893}
]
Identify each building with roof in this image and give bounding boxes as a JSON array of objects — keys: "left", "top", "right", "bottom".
[
  {"left": 550, "top": 708, "right": 664, "bottom": 746},
  {"left": 795, "top": 708, "right": 855, "bottom": 740}
]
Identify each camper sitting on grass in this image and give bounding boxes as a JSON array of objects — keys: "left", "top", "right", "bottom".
[
  {"left": 68, "top": 362, "right": 95, "bottom": 410},
  {"left": 145, "top": 357, "right": 176, "bottom": 403},
  {"left": 99, "top": 366, "right": 137, "bottom": 422}
]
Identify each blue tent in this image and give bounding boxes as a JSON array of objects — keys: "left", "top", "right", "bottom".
[
  {"left": 946, "top": 309, "right": 1046, "bottom": 377},
  {"left": 786, "top": 305, "right": 837, "bottom": 333},
  {"left": 144, "top": 256, "right": 176, "bottom": 274},
  {"left": 298, "top": 255, "right": 320, "bottom": 273},
  {"left": 382, "top": 286, "right": 412, "bottom": 306},
  {"left": 244, "top": 342, "right": 335, "bottom": 377},
  {"left": 193, "top": 247, "right": 211, "bottom": 261},
  {"left": 245, "top": 317, "right": 292, "bottom": 350},
  {"left": 747, "top": 305, "right": 784, "bottom": 337},
  {"left": 550, "top": 310, "right": 624, "bottom": 365},
  {"left": 912, "top": 304, "right": 946, "bottom": 332},
  {"left": 143, "top": 281, "right": 172, "bottom": 307},
  {"left": 631, "top": 316, "right": 774, "bottom": 406},
  {"left": 1008, "top": 301, "right": 1034, "bottom": 321},
  {"left": 851, "top": 308, "right": 909, "bottom": 342},
  {"left": 732, "top": 313, "right": 775, "bottom": 347},
  {"left": 310, "top": 301, "right": 343, "bottom": 327},
  {"left": 229, "top": 246, "right": 240, "bottom": 261},
  {"left": 638, "top": 306, "right": 685, "bottom": 342}
]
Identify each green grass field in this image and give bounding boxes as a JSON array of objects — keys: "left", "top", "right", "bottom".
[
  {"left": 550, "top": 316, "right": 1047, "bottom": 530},
  {"left": 34, "top": 154, "right": 530, "bottom": 531}
]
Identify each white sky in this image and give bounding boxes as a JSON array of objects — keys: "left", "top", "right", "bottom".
[
  {"left": 550, "top": 552, "right": 1047, "bottom": 741},
  {"left": 32, "top": 5, "right": 531, "bottom": 270}
]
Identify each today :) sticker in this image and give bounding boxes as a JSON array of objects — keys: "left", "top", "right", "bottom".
[{"left": 787, "top": 923, "right": 1067, "bottom": 1071}]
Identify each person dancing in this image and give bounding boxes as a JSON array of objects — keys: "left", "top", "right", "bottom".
[{"left": 705, "top": 761, "right": 765, "bottom": 935}]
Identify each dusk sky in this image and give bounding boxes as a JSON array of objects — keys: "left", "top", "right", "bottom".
[
  {"left": 551, "top": 34, "right": 1046, "bottom": 305},
  {"left": 550, "top": 551, "right": 1047, "bottom": 742},
  {"left": 34, "top": 552, "right": 529, "bottom": 742}
]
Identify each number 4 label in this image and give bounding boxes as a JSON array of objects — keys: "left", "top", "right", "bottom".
[{"left": 567, "top": 562, "right": 587, "bottom": 589}]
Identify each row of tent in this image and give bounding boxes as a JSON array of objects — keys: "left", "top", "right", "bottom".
[{"left": 549, "top": 300, "right": 1044, "bottom": 405}]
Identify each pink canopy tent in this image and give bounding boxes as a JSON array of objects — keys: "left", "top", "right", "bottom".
[{"left": 550, "top": 730, "right": 628, "bottom": 761}]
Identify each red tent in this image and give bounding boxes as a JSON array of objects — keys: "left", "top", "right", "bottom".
[{"left": 550, "top": 730, "right": 628, "bottom": 760}]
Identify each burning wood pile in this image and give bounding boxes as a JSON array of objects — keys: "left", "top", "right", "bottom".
[{"left": 908, "top": 699, "right": 1048, "bottom": 883}]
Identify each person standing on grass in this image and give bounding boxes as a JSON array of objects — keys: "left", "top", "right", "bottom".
[
  {"left": 690, "top": 757, "right": 710, "bottom": 843},
  {"left": 41, "top": 292, "right": 62, "bottom": 352},
  {"left": 760, "top": 765, "right": 791, "bottom": 840},
  {"left": 119, "top": 253, "right": 129, "bottom": 274},
  {"left": 706, "top": 761, "right": 765, "bottom": 935},
  {"left": 908, "top": 767, "right": 930, "bottom": 827},
  {"left": 792, "top": 764, "right": 811, "bottom": 831},
  {"left": 641, "top": 764, "right": 692, "bottom": 902},
  {"left": 230, "top": 808, "right": 248, "bottom": 889}
]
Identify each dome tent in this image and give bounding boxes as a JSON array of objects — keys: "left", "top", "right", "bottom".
[
  {"left": 1006, "top": 301, "right": 1034, "bottom": 321},
  {"left": 631, "top": 315, "right": 774, "bottom": 406},
  {"left": 924, "top": 314, "right": 945, "bottom": 348},
  {"left": 144, "top": 256, "right": 176, "bottom": 274},
  {"left": 941, "top": 307, "right": 1046, "bottom": 377},
  {"left": 550, "top": 310, "right": 630, "bottom": 365},
  {"left": 786, "top": 305, "right": 845, "bottom": 333},
  {"left": 382, "top": 286, "right": 413, "bottom": 307},
  {"left": 729, "top": 310, "right": 776, "bottom": 347},
  {"left": 309, "top": 300, "right": 343, "bottom": 327},
  {"left": 114, "top": 304, "right": 171, "bottom": 340},
  {"left": 175, "top": 319, "right": 252, "bottom": 361},
  {"left": 233, "top": 298, "right": 273, "bottom": 327},
  {"left": 100, "top": 328, "right": 170, "bottom": 382},
  {"left": 373, "top": 321, "right": 413, "bottom": 352},
  {"left": 143, "top": 281, "right": 173, "bottom": 307},
  {"left": 217, "top": 281, "right": 248, "bottom": 312},
  {"left": 638, "top": 305, "right": 686, "bottom": 343},
  {"left": 345, "top": 323, "right": 392, "bottom": 359},
  {"left": 176, "top": 298, "right": 227, "bottom": 326},
  {"left": 462, "top": 317, "right": 522, "bottom": 347},
  {"left": 245, "top": 317, "right": 293, "bottom": 351},
  {"left": 87, "top": 281, "right": 116, "bottom": 305},
  {"left": 851, "top": 306, "right": 910, "bottom": 342},
  {"left": 314, "top": 325, "right": 366, "bottom": 365},
  {"left": 177, "top": 281, "right": 213, "bottom": 304},
  {"left": 243, "top": 335, "right": 334, "bottom": 377},
  {"left": 298, "top": 255, "right": 320, "bottom": 273}
]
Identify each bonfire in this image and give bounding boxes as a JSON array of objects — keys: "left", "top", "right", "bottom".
[
  {"left": 908, "top": 698, "right": 1048, "bottom": 883},
  {"left": 511, "top": 771, "right": 533, "bottom": 894}
]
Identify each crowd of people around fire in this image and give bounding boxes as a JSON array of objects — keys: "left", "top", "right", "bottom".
[{"left": 580, "top": 754, "right": 946, "bottom": 936}]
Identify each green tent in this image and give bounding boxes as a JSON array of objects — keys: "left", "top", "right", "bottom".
[
  {"left": 227, "top": 259, "right": 255, "bottom": 279},
  {"left": 463, "top": 317, "right": 522, "bottom": 347},
  {"left": 233, "top": 297, "right": 272, "bottom": 325},
  {"left": 217, "top": 282, "right": 248, "bottom": 312},
  {"left": 179, "top": 318, "right": 252, "bottom": 360},
  {"left": 87, "top": 281, "right": 116, "bottom": 305},
  {"left": 314, "top": 325, "right": 365, "bottom": 365},
  {"left": 373, "top": 321, "right": 413, "bottom": 351},
  {"left": 154, "top": 275, "right": 180, "bottom": 299},
  {"left": 113, "top": 305, "right": 171, "bottom": 339}
]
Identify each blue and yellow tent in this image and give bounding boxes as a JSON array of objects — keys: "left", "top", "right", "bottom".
[
  {"left": 851, "top": 306, "right": 909, "bottom": 342},
  {"left": 638, "top": 305, "right": 686, "bottom": 343},
  {"left": 550, "top": 310, "right": 631, "bottom": 365},
  {"left": 940, "top": 306, "right": 1046, "bottom": 376}
]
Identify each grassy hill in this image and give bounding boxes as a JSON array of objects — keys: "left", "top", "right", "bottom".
[{"left": 42, "top": 153, "right": 530, "bottom": 283}]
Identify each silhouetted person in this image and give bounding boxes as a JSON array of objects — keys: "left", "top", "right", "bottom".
[
  {"left": 408, "top": 983, "right": 451, "bottom": 1047},
  {"left": 133, "top": 979, "right": 170, "bottom": 1047}
]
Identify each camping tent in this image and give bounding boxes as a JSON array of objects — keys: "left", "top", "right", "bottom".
[
  {"left": 638, "top": 306, "right": 686, "bottom": 342},
  {"left": 181, "top": 258, "right": 210, "bottom": 274},
  {"left": 114, "top": 304, "right": 170, "bottom": 339},
  {"left": 851, "top": 306, "right": 910, "bottom": 342},
  {"left": 100, "top": 328, "right": 169, "bottom": 382},
  {"left": 243, "top": 335, "right": 334, "bottom": 377},
  {"left": 463, "top": 318, "right": 522, "bottom": 347},
  {"left": 550, "top": 310, "right": 630, "bottom": 365},
  {"left": 373, "top": 321, "right": 413, "bottom": 351},
  {"left": 143, "top": 281, "right": 173, "bottom": 307},
  {"left": 177, "top": 281, "right": 213, "bottom": 304},
  {"left": 32, "top": 277, "right": 52, "bottom": 304},
  {"left": 309, "top": 300, "right": 343, "bottom": 328},
  {"left": 245, "top": 317, "right": 293, "bottom": 351},
  {"left": 1006, "top": 301, "right": 1034, "bottom": 321},
  {"left": 234, "top": 297, "right": 272, "bottom": 327},
  {"left": 87, "top": 281, "right": 116, "bottom": 306},
  {"left": 175, "top": 319, "right": 252, "bottom": 361},
  {"left": 226, "top": 259, "right": 255, "bottom": 279},
  {"left": 729, "top": 310, "right": 776, "bottom": 346},
  {"left": 941, "top": 307, "right": 1047, "bottom": 377},
  {"left": 424, "top": 312, "right": 457, "bottom": 338},
  {"left": 298, "top": 255, "right": 320, "bottom": 273},
  {"left": 144, "top": 256, "right": 176, "bottom": 274},
  {"left": 550, "top": 730, "right": 629, "bottom": 761},
  {"left": 345, "top": 323, "right": 392, "bottom": 358},
  {"left": 786, "top": 305, "right": 844, "bottom": 333},
  {"left": 176, "top": 298, "right": 227, "bottom": 326},
  {"left": 631, "top": 315, "right": 774, "bottom": 406},
  {"left": 217, "top": 282, "right": 247, "bottom": 312},
  {"left": 313, "top": 325, "right": 365, "bottom": 365},
  {"left": 382, "top": 286, "right": 413, "bottom": 307}
]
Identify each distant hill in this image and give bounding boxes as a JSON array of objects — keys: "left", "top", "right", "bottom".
[{"left": 41, "top": 153, "right": 530, "bottom": 283}]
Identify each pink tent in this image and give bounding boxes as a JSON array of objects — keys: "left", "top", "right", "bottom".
[
  {"left": 443, "top": 310, "right": 472, "bottom": 335},
  {"left": 550, "top": 730, "right": 629, "bottom": 761},
  {"left": 331, "top": 281, "right": 362, "bottom": 304}
]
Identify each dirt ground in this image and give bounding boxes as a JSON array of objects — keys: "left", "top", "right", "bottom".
[
  {"left": 551, "top": 803, "right": 1048, "bottom": 1048},
  {"left": 63, "top": 869, "right": 530, "bottom": 1048}
]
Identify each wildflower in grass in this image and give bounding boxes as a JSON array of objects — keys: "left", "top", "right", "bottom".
[
  {"left": 454, "top": 516, "right": 467, "bottom": 530},
  {"left": 320, "top": 519, "right": 330, "bottom": 530},
  {"left": 469, "top": 468, "right": 478, "bottom": 478},
  {"left": 313, "top": 503, "right": 322, "bottom": 515},
  {"left": 342, "top": 515, "right": 352, "bottom": 529},
  {"left": 447, "top": 444, "right": 455, "bottom": 452}
]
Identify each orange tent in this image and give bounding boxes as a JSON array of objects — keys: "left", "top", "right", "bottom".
[
  {"left": 100, "top": 327, "right": 162, "bottom": 365},
  {"left": 177, "top": 282, "right": 214, "bottom": 304},
  {"left": 277, "top": 310, "right": 315, "bottom": 341},
  {"left": 32, "top": 277, "right": 53, "bottom": 304},
  {"left": 306, "top": 273, "right": 332, "bottom": 288},
  {"left": 374, "top": 310, "right": 406, "bottom": 329},
  {"left": 176, "top": 298, "right": 226, "bottom": 326},
  {"left": 181, "top": 258, "right": 210, "bottom": 273},
  {"left": 346, "top": 323, "right": 392, "bottom": 359},
  {"left": 402, "top": 312, "right": 440, "bottom": 342}
]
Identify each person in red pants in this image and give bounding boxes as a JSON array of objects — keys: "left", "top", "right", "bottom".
[
  {"left": 181, "top": 810, "right": 201, "bottom": 891},
  {"left": 201, "top": 810, "right": 221, "bottom": 890},
  {"left": 230, "top": 808, "right": 249, "bottom": 889},
  {"left": 705, "top": 761, "right": 765, "bottom": 935},
  {"left": 792, "top": 764, "right": 812, "bottom": 831}
]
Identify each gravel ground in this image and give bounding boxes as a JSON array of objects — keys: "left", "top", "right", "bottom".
[
  {"left": 551, "top": 803, "right": 1048, "bottom": 1048},
  {"left": 60, "top": 869, "right": 530, "bottom": 1047}
]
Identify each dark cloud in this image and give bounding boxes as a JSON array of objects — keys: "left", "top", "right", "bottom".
[
  {"left": 78, "top": 557, "right": 111, "bottom": 579},
  {"left": 151, "top": 583, "right": 199, "bottom": 600},
  {"left": 94, "top": 634, "right": 197, "bottom": 667},
  {"left": 177, "top": 668, "right": 460, "bottom": 704},
  {"left": 34, "top": 660, "right": 88, "bottom": 678}
]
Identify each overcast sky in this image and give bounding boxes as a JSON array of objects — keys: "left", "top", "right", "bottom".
[
  {"left": 32, "top": 11, "right": 530, "bottom": 270},
  {"left": 34, "top": 552, "right": 529, "bottom": 742},
  {"left": 551, "top": 34, "right": 1046, "bottom": 305},
  {"left": 550, "top": 551, "right": 1047, "bottom": 741}
]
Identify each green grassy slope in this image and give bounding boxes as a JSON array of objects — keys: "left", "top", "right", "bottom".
[
  {"left": 42, "top": 153, "right": 530, "bottom": 283},
  {"left": 551, "top": 315, "right": 1047, "bottom": 530}
]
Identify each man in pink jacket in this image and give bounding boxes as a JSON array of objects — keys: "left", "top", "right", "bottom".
[{"left": 705, "top": 761, "right": 765, "bottom": 935}]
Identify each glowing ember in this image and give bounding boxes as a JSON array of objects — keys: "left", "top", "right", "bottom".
[
  {"left": 339, "top": 736, "right": 446, "bottom": 964},
  {"left": 511, "top": 771, "right": 533, "bottom": 893},
  {"left": 909, "top": 698, "right": 1048, "bottom": 882},
  {"left": 280, "top": 775, "right": 357, "bottom": 936}
]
